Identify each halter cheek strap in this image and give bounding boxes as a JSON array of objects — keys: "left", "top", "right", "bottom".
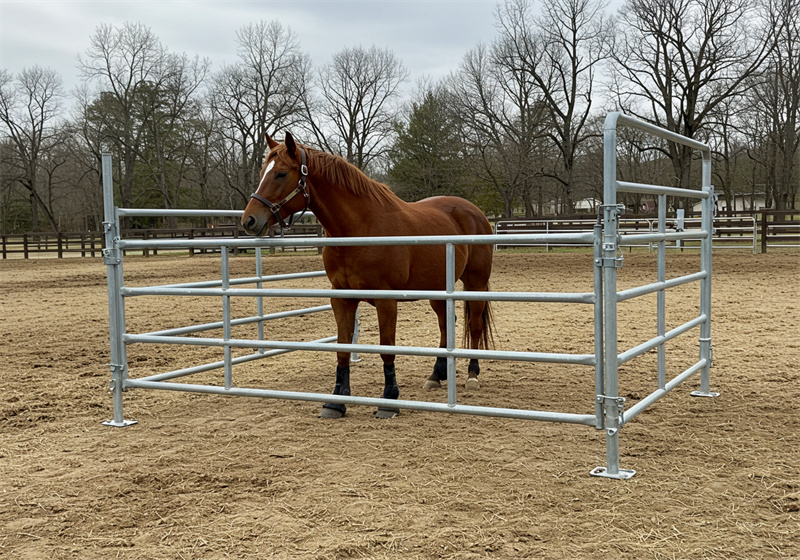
[{"left": 250, "top": 147, "right": 310, "bottom": 233}]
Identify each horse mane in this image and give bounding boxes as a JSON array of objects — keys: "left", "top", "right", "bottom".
[{"left": 306, "top": 148, "right": 399, "bottom": 205}]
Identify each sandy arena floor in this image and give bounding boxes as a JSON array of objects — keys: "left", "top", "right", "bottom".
[{"left": 1, "top": 250, "right": 798, "bottom": 559}]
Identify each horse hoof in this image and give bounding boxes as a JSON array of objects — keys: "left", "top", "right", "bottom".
[
  {"left": 423, "top": 379, "right": 441, "bottom": 391},
  {"left": 465, "top": 378, "right": 480, "bottom": 391},
  {"left": 375, "top": 407, "right": 399, "bottom": 419},
  {"left": 319, "top": 407, "right": 345, "bottom": 419}
]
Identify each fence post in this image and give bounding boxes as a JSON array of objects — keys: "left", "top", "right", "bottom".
[
  {"left": 101, "top": 153, "right": 136, "bottom": 428},
  {"left": 592, "top": 223, "right": 604, "bottom": 430},
  {"left": 446, "top": 243, "right": 457, "bottom": 406},
  {"left": 691, "top": 160, "right": 718, "bottom": 399},
  {"left": 591, "top": 113, "right": 635, "bottom": 480},
  {"left": 761, "top": 211, "right": 768, "bottom": 253}
]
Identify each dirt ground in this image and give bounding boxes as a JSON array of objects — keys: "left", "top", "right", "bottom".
[{"left": 1, "top": 249, "right": 798, "bottom": 560}]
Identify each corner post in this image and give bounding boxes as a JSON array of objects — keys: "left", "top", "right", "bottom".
[
  {"left": 691, "top": 152, "right": 719, "bottom": 398},
  {"left": 101, "top": 153, "right": 136, "bottom": 427},
  {"left": 591, "top": 114, "right": 634, "bottom": 479}
]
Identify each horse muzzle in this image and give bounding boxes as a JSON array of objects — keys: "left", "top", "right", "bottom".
[{"left": 241, "top": 206, "right": 272, "bottom": 237}]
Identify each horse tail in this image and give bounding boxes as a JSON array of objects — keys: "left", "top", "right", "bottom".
[{"left": 463, "top": 288, "right": 495, "bottom": 350}]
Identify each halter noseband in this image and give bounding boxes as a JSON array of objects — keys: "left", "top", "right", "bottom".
[{"left": 250, "top": 147, "right": 310, "bottom": 233}]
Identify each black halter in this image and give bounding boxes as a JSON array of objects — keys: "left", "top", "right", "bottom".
[{"left": 250, "top": 147, "right": 310, "bottom": 233}]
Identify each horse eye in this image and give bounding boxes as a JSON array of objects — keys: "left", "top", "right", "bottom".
[{"left": 276, "top": 172, "right": 288, "bottom": 179}]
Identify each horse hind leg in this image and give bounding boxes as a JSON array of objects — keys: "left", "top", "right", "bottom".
[
  {"left": 464, "top": 300, "right": 487, "bottom": 391},
  {"left": 375, "top": 299, "right": 400, "bottom": 419},
  {"left": 461, "top": 255, "right": 494, "bottom": 391},
  {"left": 423, "top": 299, "right": 448, "bottom": 390}
]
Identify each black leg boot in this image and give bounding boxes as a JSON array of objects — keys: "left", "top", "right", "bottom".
[
  {"left": 320, "top": 365, "right": 350, "bottom": 418},
  {"left": 376, "top": 363, "right": 400, "bottom": 418}
]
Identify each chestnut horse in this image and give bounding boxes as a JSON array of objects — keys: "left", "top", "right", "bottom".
[{"left": 242, "top": 132, "right": 494, "bottom": 418}]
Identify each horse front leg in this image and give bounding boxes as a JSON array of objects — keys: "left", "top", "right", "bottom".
[
  {"left": 375, "top": 299, "right": 400, "bottom": 419},
  {"left": 320, "top": 297, "right": 358, "bottom": 419}
]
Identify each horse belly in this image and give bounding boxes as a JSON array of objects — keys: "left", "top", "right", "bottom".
[{"left": 323, "top": 245, "right": 458, "bottom": 292}]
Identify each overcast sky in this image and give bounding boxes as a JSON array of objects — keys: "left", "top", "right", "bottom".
[{"left": 0, "top": 0, "right": 515, "bottom": 95}]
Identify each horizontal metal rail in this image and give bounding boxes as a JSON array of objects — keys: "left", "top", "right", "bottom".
[
  {"left": 117, "top": 208, "right": 243, "bottom": 218},
  {"left": 616, "top": 180, "right": 710, "bottom": 199},
  {"left": 608, "top": 113, "right": 712, "bottom": 153},
  {"left": 120, "top": 286, "right": 596, "bottom": 304},
  {"left": 122, "top": 334, "right": 598, "bottom": 366},
  {"left": 616, "top": 271, "right": 707, "bottom": 302},
  {"left": 116, "top": 232, "right": 596, "bottom": 250},
  {"left": 617, "top": 314, "right": 707, "bottom": 365},
  {"left": 135, "top": 336, "right": 338, "bottom": 382},
  {"left": 622, "top": 359, "right": 708, "bottom": 424},
  {"left": 146, "top": 270, "right": 328, "bottom": 291},
  {"left": 143, "top": 305, "right": 333, "bottom": 337},
  {"left": 122, "top": 379, "right": 598, "bottom": 426},
  {"left": 621, "top": 231, "right": 709, "bottom": 244}
]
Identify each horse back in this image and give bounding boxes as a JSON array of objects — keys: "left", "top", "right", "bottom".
[{"left": 322, "top": 195, "right": 492, "bottom": 291}]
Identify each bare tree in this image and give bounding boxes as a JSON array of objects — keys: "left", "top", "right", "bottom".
[
  {"left": 746, "top": 0, "right": 800, "bottom": 209},
  {"left": 450, "top": 40, "right": 549, "bottom": 217},
  {"left": 311, "top": 45, "right": 408, "bottom": 171},
  {"left": 609, "top": 0, "right": 775, "bottom": 200},
  {"left": 495, "top": 0, "right": 610, "bottom": 213},
  {"left": 78, "top": 22, "right": 167, "bottom": 210},
  {"left": 0, "top": 66, "right": 66, "bottom": 231},
  {"left": 703, "top": 96, "right": 749, "bottom": 214},
  {"left": 136, "top": 52, "right": 209, "bottom": 219},
  {"left": 210, "top": 21, "right": 310, "bottom": 204}
]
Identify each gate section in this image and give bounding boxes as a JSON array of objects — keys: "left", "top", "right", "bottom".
[{"left": 591, "top": 113, "right": 718, "bottom": 479}]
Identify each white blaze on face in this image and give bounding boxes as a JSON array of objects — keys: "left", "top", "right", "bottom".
[{"left": 258, "top": 159, "right": 276, "bottom": 191}]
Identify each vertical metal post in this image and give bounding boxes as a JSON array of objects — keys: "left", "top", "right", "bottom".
[
  {"left": 101, "top": 153, "right": 136, "bottom": 427},
  {"left": 445, "top": 243, "right": 457, "bottom": 407},
  {"left": 591, "top": 114, "right": 635, "bottom": 479},
  {"left": 593, "top": 223, "right": 604, "bottom": 430},
  {"left": 657, "top": 194, "right": 666, "bottom": 390},
  {"left": 256, "top": 247, "right": 265, "bottom": 353},
  {"left": 692, "top": 155, "right": 719, "bottom": 398},
  {"left": 545, "top": 222, "right": 550, "bottom": 252},
  {"left": 222, "top": 246, "right": 232, "bottom": 390},
  {"left": 350, "top": 307, "right": 362, "bottom": 363}
]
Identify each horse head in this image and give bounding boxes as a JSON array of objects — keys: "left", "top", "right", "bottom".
[{"left": 242, "top": 132, "right": 310, "bottom": 236}]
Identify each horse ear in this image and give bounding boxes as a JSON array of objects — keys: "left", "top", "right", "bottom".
[
  {"left": 265, "top": 133, "right": 278, "bottom": 149},
  {"left": 285, "top": 132, "right": 298, "bottom": 160}
]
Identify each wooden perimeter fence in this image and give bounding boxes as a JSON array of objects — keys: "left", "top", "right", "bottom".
[
  {"left": 1, "top": 224, "right": 325, "bottom": 259},
  {"left": 3, "top": 211, "right": 798, "bottom": 259}
]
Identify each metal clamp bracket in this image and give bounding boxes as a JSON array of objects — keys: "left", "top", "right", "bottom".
[
  {"left": 597, "top": 242, "right": 624, "bottom": 269},
  {"left": 102, "top": 248, "right": 121, "bottom": 265},
  {"left": 699, "top": 337, "right": 713, "bottom": 365},
  {"left": 598, "top": 203, "right": 626, "bottom": 219},
  {"left": 597, "top": 394, "right": 626, "bottom": 431}
]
